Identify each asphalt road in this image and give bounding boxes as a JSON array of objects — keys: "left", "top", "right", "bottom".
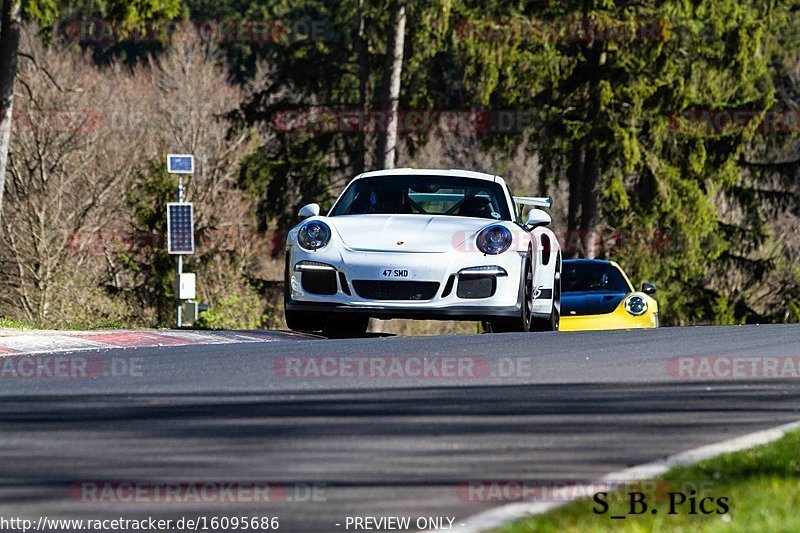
[{"left": 2, "top": 325, "right": 800, "bottom": 532}]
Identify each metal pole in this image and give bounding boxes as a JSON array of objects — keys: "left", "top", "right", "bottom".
[
  {"left": 177, "top": 255, "right": 183, "bottom": 328},
  {"left": 177, "top": 174, "right": 184, "bottom": 328}
]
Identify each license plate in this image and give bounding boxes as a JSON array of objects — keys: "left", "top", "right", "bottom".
[{"left": 379, "top": 268, "right": 412, "bottom": 279}]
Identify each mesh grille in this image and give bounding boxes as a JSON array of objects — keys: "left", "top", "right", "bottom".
[
  {"left": 353, "top": 280, "right": 440, "bottom": 301},
  {"left": 456, "top": 276, "right": 496, "bottom": 299}
]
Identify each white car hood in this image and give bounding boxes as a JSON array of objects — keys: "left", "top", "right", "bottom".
[{"left": 328, "top": 214, "right": 497, "bottom": 253}]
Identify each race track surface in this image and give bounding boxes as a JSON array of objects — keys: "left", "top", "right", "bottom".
[{"left": 1, "top": 325, "right": 799, "bottom": 532}]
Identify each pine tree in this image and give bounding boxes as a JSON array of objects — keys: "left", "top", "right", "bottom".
[{"left": 453, "top": 0, "right": 787, "bottom": 325}]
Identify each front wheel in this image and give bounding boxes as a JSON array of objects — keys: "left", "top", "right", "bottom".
[
  {"left": 285, "top": 308, "right": 323, "bottom": 333},
  {"left": 485, "top": 257, "right": 533, "bottom": 333},
  {"left": 323, "top": 315, "right": 370, "bottom": 338},
  {"left": 531, "top": 270, "right": 560, "bottom": 332}
]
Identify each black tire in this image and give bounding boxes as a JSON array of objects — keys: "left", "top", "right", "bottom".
[
  {"left": 283, "top": 254, "right": 320, "bottom": 332},
  {"left": 285, "top": 308, "right": 323, "bottom": 333},
  {"left": 323, "top": 315, "right": 370, "bottom": 339},
  {"left": 531, "top": 265, "right": 561, "bottom": 332},
  {"left": 486, "top": 256, "right": 533, "bottom": 333}
]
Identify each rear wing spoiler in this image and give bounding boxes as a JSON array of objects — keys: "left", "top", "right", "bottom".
[{"left": 513, "top": 196, "right": 552, "bottom": 209}]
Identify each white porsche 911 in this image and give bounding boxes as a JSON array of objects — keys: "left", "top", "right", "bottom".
[{"left": 283, "top": 169, "right": 562, "bottom": 337}]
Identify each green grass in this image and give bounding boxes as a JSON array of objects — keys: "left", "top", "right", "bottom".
[
  {"left": 0, "top": 317, "right": 44, "bottom": 329},
  {"left": 496, "top": 428, "right": 800, "bottom": 533},
  {"left": 0, "top": 317, "right": 139, "bottom": 331}
]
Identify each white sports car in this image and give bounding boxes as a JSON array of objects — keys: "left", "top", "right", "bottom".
[{"left": 283, "top": 169, "right": 562, "bottom": 337}]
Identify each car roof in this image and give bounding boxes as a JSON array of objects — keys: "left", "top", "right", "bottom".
[
  {"left": 357, "top": 168, "right": 500, "bottom": 183},
  {"left": 563, "top": 258, "right": 626, "bottom": 272},
  {"left": 563, "top": 258, "right": 614, "bottom": 265}
]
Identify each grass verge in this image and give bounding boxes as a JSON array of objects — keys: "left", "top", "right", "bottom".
[
  {"left": 496, "top": 428, "right": 800, "bottom": 532},
  {"left": 0, "top": 317, "right": 140, "bottom": 331},
  {"left": 0, "top": 317, "right": 44, "bottom": 329}
]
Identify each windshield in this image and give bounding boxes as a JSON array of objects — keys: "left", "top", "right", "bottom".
[
  {"left": 562, "top": 262, "right": 632, "bottom": 293},
  {"left": 329, "top": 175, "right": 512, "bottom": 220}
]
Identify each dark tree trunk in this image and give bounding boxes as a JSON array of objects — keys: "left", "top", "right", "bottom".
[
  {"left": 567, "top": 143, "right": 584, "bottom": 231},
  {"left": 566, "top": 143, "right": 585, "bottom": 258},
  {"left": 354, "top": 0, "right": 368, "bottom": 174},
  {"left": 0, "top": 0, "right": 21, "bottom": 220},
  {"left": 580, "top": 144, "right": 600, "bottom": 257},
  {"left": 576, "top": 32, "right": 606, "bottom": 259},
  {"left": 375, "top": 0, "right": 407, "bottom": 170},
  {"left": 563, "top": 0, "right": 606, "bottom": 258}
]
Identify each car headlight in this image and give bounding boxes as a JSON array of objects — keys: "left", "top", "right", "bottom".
[
  {"left": 476, "top": 225, "right": 513, "bottom": 255},
  {"left": 298, "top": 220, "right": 331, "bottom": 251},
  {"left": 625, "top": 295, "right": 648, "bottom": 316}
]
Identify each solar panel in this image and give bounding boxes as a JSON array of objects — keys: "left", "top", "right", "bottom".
[
  {"left": 167, "top": 202, "right": 195, "bottom": 254},
  {"left": 167, "top": 154, "right": 194, "bottom": 174}
]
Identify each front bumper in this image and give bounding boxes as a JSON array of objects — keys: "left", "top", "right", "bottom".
[
  {"left": 285, "top": 300, "right": 522, "bottom": 320},
  {"left": 560, "top": 306, "right": 659, "bottom": 332},
  {"left": 286, "top": 245, "right": 525, "bottom": 319}
]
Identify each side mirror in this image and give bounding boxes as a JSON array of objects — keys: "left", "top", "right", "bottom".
[
  {"left": 641, "top": 282, "right": 657, "bottom": 295},
  {"left": 298, "top": 203, "right": 320, "bottom": 219},
  {"left": 525, "top": 208, "right": 551, "bottom": 228}
]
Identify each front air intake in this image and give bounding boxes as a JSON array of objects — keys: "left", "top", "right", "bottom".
[
  {"left": 456, "top": 275, "right": 496, "bottom": 299},
  {"left": 301, "top": 270, "right": 338, "bottom": 295},
  {"left": 353, "top": 280, "right": 440, "bottom": 301}
]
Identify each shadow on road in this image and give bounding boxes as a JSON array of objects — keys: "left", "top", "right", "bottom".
[{"left": 2, "top": 380, "right": 800, "bottom": 531}]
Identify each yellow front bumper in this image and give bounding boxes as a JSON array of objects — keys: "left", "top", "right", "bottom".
[{"left": 560, "top": 304, "right": 658, "bottom": 332}]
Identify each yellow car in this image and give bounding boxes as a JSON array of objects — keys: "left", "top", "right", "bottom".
[{"left": 559, "top": 259, "right": 658, "bottom": 332}]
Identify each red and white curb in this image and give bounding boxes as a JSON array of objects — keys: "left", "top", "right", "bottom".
[
  {"left": 429, "top": 418, "right": 800, "bottom": 532},
  {"left": 0, "top": 330, "right": 299, "bottom": 357}
]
